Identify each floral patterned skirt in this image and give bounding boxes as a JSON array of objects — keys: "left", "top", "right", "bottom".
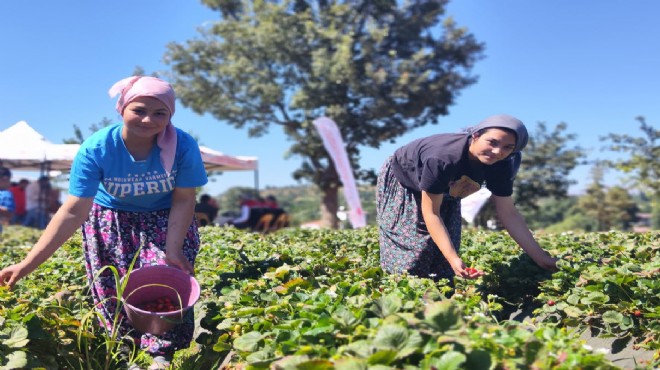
[
  {"left": 376, "top": 157, "right": 462, "bottom": 283},
  {"left": 81, "top": 203, "right": 200, "bottom": 356}
]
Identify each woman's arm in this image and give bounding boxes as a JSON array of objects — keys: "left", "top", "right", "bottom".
[
  {"left": 421, "top": 191, "right": 476, "bottom": 278},
  {"left": 0, "top": 195, "right": 94, "bottom": 288},
  {"left": 492, "top": 195, "right": 558, "bottom": 271},
  {"left": 165, "top": 187, "right": 197, "bottom": 275}
]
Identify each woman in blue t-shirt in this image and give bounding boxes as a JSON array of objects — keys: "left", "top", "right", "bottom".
[
  {"left": 0, "top": 76, "right": 208, "bottom": 368},
  {"left": 378, "top": 114, "right": 557, "bottom": 286}
]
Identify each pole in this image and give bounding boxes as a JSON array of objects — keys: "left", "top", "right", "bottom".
[{"left": 254, "top": 166, "right": 259, "bottom": 195}]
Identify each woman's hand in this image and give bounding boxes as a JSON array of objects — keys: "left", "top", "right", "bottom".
[
  {"left": 449, "top": 258, "right": 485, "bottom": 279},
  {"left": 0, "top": 262, "right": 30, "bottom": 289},
  {"left": 165, "top": 249, "right": 194, "bottom": 276},
  {"left": 534, "top": 254, "right": 559, "bottom": 272},
  {"left": 463, "top": 266, "right": 486, "bottom": 279},
  {"left": 0, "top": 196, "right": 94, "bottom": 290}
]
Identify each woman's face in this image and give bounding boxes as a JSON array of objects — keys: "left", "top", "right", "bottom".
[
  {"left": 468, "top": 128, "right": 517, "bottom": 165},
  {"left": 121, "top": 96, "right": 170, "bottom": 141}
]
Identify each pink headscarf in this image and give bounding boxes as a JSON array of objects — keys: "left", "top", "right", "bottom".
[{"left": 108, "top": 76, "right": 178, "bottom": 175}]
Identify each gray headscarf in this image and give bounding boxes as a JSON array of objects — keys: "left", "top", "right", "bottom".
[{"left": 465, "top": 114, "right": 529, "bottom": 153}]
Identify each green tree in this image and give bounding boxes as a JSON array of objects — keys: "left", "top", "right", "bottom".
[
  {"left": 603, "top": 186, "right": 638, "bottom": 230},
  {"left": 163, "top": 0, "right": 484, "bottom": 227},
  {"left": 601, "top": 117, "right": 659, "bottom": 229},
  {"left": 578, "top": 166, "right": 607, "bottom": 231},
  {"left": 514, "top": 122, "right": 584, "bottom": 217},
  {"left": 525, "top": 196, "right": 578, "bottom": 230},
  {"left": 63, "top": 117, "right": 114, "bottom": 144},
  {"left": 577, "top": 171, "right": 639, "bottom": 232}
]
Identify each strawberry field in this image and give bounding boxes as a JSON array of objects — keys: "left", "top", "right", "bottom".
[{"left": 1, "top": 225, "right": 658, "bottom": 369}]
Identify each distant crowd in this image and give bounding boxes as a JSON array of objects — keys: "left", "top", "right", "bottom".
[
  {"left": 0, "top": 167, "right": 62, "bottom": 234},
  {"left": 0, "top": 162, "right": 285, "bottom": 236},
  {"left": 194, "top": 192, "right": 288, "bottom": 232}
]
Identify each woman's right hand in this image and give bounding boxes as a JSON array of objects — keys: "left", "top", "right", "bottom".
[
  {"left": 0, "top": 262, "right": 29, "bottom": 290},
  {"left": 449, "top": 258, "right": 484, "bottom": 279}
]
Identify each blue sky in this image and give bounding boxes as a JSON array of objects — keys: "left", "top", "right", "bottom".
[{"left": 1, "top": 1, "right": 658, "bottom": 196}]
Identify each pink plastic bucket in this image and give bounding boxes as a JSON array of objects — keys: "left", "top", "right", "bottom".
[{"left": 120, "top": 265, "right": 200, "bottom": 335}]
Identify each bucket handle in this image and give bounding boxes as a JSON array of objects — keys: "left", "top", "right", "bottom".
[
  {"left": 155, "top": 308, "right": 194, "bottom": 325},
  {"left": 122, "top": 283, "right": 189, "bottom": 320}
]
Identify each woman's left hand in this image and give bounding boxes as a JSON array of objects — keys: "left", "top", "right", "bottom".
[
  {"left": 536, "top": 255, "right": 559, "bottom": 272},
  {"left": 463, "top": 267, "right": 485, "bottom": 279},
  {"left": 165, "top": 250, "right": 194, "bottom": 276}
]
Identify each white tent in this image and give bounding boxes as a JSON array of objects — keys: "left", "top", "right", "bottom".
[
  {"left": 199, "top": 145, "right": 257, "bottom": 171},
  {"left": 0, "top": 121, "right": 79, "bottom": 172}
]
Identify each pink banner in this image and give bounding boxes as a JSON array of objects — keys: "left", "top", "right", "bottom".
[{"left": 313, "top": 117, "right": 366, "bottom": 228}]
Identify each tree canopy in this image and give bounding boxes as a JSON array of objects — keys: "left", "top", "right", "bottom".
[
  {"left": 163, "top": 0, "right": 484, "bottom": 226},
  {"left": 600, "top": 117, "right": 659, "bottom": 228},
  {"left": 513, "top": 122, "right": 584, "bottom": 216},
  {"left": 601, "top": 117, "right": 658, "bottom": 195}
]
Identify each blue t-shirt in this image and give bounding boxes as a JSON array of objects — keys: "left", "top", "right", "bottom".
[
  {"left": 0, "top": 189, "right": 14, "bottom": 233},
  {"left": 69, "top": 124, "right": 208, "bottom": 212}
]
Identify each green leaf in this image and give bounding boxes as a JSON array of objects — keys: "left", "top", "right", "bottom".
[
  {"left": 423, "top": 300, "right": 464, "bottom": 332},
  {"left": 4, "top": 326, "right": 29, "bottom": 348},
  {"left": 602, "top": 310, "right": 624, "bottom": 324},
  {"left": 367, "top": 349, "right": 398, "bottom": 365},
  {"left": 332, "top": 307, "right": 360, "bottom": 329},
  {"left": 361, "top": 267, "right": 381, "bottom": 279},
  {"left": 234, "top": 331, "right": 265, "bottom": 352},
  {"left": 235, "top": 307, "right": 265, "bottom": 317},
  {"left": 426, "top": 351, "right": 466, "bottom": 370},
  {"left": 581, "top": 291, "right": 609, "bottom": 305},
  {"left": 370, "top": 294, "right": 402, "bottom": 318},
  {"left": 522, "top": 340, "right": 543, "bottom": 366},
  {"left": 334, "top": 357, "right": 368, "bottom": 370},
  {"left": 465, "top": 349, "right": 493, "bottom": 370},
  {"left": 3, "top": 351, "right": 28, "bottom": 369},
  {"left": 245, "top": 349, "right": 276, "bottom": 366},
  {"left": 566, "top": 293, "right": 581, "bottom": 305},
  {"left": 303, "top": 325, "right": 334, "bottom": 338},
  {"left": 563, "top": 305, "right": 584, "bottom": 318},
  {"left": 373, "top": 324, "right": 408, "bottom": 349},
  {"left": 271, "top": 355, "right": 310, "bottom": 369},
  {"left": 211, "top": 333, "right": 232, "bottom": 352},
  {"left": 295, "top": 359, "right": 335, "bottom": 370},
  {"left": 340, "top": 339, "right": 378, "bottom": 358},
  {"left": 438, "top": 351, "right": 467, "bottom": 368},
  {"left": 396, "top": 330, "right": 424, "bottom": 359}
]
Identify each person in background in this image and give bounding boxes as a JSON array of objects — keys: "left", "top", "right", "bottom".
[
  {"left": 194, "top": 194, "right": 219, "bottom": 226},
  {"left": 0, "top": 168, "right": 15, "bottom": 234},
  {"left": 46, "top": 185, "right": 62, "bottom": 218},
  {"left": 377, "top": 114, "right": 558, "bottom": 288},
  {"left": 263, "top": 195, "right": 279, "bottom": 209},
  {"left": 9, "top": 179, "right": 29, "bottom": 225},
  {"left": 0, "top": 76, "right": 208, "bottom": 369},
  {"left": 228, "top": 193, "right": 260, "bottom": 229},
  {"left": 23, "top": 176, "right": 51, "bottom": 229}
]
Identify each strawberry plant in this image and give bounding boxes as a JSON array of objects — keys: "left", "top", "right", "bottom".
[
  {"left": 1, "top": 225, "right": 658, "bottom": 369},
  {"left": 536, "top": 231, "right": 660, "bottom": 351}
]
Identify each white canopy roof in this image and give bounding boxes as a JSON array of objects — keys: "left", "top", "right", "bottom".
[
  {"left": 200, "top": 145, "right": 257, "bottom": 171},
  {"left": 0, "top": 121, "right": 79, "bottom": 171},
  {"left": 0, "top": 121, "right": 258, "bottom": 173}
]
